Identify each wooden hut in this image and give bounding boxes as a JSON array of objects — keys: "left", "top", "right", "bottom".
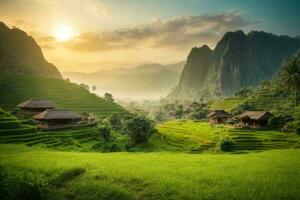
[
  {"left": 17, "top": 99, "right": 55, "bottom": 114},
  {"left": 33, "top": 109, "right": 82, "bottom": 129},
  {"left": 207, "top": 110, "right": 231, "bottom": 124},
  {"left": 233, "top": 111, "right": 273, "bottom": 128}
]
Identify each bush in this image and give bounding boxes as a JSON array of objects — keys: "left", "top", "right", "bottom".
[
  {"left": 217, "top": 137, "right": 235, "bottom": 152},
  {"left": 110, "top": 144, "right": 121, "bottom": 152}
]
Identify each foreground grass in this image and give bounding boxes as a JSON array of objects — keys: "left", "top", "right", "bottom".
[{"left": 1, "top": 144, "right": 300, "bottom": 200}]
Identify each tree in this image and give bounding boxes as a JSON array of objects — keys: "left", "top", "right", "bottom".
[
  {"left": 280, "top": 57, "right": 300, "bottom": 110},
  {"left": 104, "top": 93, "right": 114, "bottom": 103},
  {"left": 124, "top": 116, "right": 153, "bottom": 145},
  {"left": 98, "top": 126, "right": 111, "bottom": 142},
  {"left": 91, "top": 85, "right": 97, "bottom": 92},
  {"left": 109, "top": 113, "right": 122, "bottom": 130}
]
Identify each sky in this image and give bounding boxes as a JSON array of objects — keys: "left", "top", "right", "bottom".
[{"left": 0, "top": 0, "right": 300, "bottom": 72}]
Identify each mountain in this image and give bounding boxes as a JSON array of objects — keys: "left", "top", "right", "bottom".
[
  {"left": 296, "top": 35, "right": 300, "bottom": 40},
  {"left": 0, "top": 22, "right": 62, "bottom": 79},
  {"left": 62, "top": 62, "right": 185, "bottom": 99},
  {"left": 168, "top": 30, "right": 300, "bottom": 100}
]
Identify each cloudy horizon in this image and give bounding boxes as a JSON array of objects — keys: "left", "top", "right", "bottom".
[{"left": 1, "top": 0, "right": 299, "bottom": 72}]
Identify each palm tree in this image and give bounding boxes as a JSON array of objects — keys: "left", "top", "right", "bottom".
[{"left": 280, "top": 57, "right": 300, "bottom": 111}]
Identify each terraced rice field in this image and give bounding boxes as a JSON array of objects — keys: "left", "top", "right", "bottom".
[
  {"left": 210, "top": 88, "right": 294, "bottom": 115},
  {"left": 0, "top": 74, "right": 126, "bottom": 118},
  {"left": 156, "top": 121, "right": 300, "bottom": 153},
  {"left": 0, "top": 108, "right": 36, "bottom": 136},
  {"left": 243, "top": 88, "right": 293, "bottom": 114},
  {"left": 0, "top": 108, "right": 127, "bottom": 151}
]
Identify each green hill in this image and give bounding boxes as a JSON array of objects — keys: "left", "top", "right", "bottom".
[
  {"left": 0, "top": 74, "right": 126, "bottom": 118},
  {"left": 0, "top": 22, "right": 62, "bottom": 79}
]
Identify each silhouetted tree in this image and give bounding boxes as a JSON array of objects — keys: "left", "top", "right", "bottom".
[
  {"left": 104, "top": 93, "right": 114, "bottom": 103},
  {"left": 91, "top": 85, "right": 97, "bottom": 92}
]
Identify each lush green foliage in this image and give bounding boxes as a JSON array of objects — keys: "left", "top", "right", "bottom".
[{"left": 124, "top": 116, "right": 154, "bottom": 145}]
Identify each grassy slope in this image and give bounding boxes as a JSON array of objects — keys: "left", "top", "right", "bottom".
[
  {"left": 209, "top": 97, "right": 245, "bottom": 112},
  {"left": 0, "top": 144, "right": 300, "bottom": 200},
  {"left": 0, "top": 74, "right": 126, "bottom": 118}
]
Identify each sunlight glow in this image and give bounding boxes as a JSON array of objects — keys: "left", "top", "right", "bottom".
[{"left": 54, "top": 24, "right": 76, "bottom": 41}]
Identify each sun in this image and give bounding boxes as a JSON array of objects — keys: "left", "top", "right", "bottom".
[{"left": 54, "top": 24, "right": 76, "bottom": 41}]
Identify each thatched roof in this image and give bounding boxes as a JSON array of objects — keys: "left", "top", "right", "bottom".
[
  {"left": 207, "top": 110, "right": 231, "bottom": 118},
  {"left": 33, "top": 109, "right": 82, "bottom": 120},
  {"left": 234, "top": 111, "right": 273, "bottom": 121},
  {"left": 18, "top": 99, "right": 55, "bottom": 109}
]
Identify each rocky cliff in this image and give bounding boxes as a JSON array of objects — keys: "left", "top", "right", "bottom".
[
  {"left": 0, "top": 22, "right": 62, "bottom": 79},
  {"left": 169, "top": 30, "right": 300, "bottom": 100}
]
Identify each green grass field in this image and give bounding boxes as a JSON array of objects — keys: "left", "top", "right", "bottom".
[
  {"left": 0, "top": 144, "right": 300, "bottom": 200},
  {"left": 0, "top": 74, "right": 126, "bottom": 118}
]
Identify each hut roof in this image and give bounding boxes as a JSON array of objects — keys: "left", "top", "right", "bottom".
[
  {"left": 17, "top": 99, "right": 55, "bottom": 109},
  {"left": 33, "top": 109, "right": 82, "bottom": 120},
  {"left": 207, "top": 110, "right": 231, "bottom": 118},
  {"left": 234, "top": 111, "right": 273, "bottom": 121}
]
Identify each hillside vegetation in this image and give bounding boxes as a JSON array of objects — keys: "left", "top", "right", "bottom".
[
  {"left": 0, "top": 74, "right": 126, "bottom": 118},
  {"left": 0, "top": 22, "right": 61, "bottom": 79},
  {"left": 0, "top": 144, "right": 299, "bottom": 200}
]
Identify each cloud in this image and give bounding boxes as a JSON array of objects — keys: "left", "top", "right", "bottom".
[
  {"left": 19, "top": 0, "right": 107, "bottom": 17},
  {"left": 55, "top": 11, "right": 258, "bottom": 52}
]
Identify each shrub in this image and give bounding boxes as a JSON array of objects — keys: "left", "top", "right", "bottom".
[
  {"left": 110, "top": 144, "right": 121, "bottom": 152},
  {"left": 217, "top": 137, "right": 235, "bottom": 152}
]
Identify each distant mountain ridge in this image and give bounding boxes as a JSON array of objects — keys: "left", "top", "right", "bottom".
[
  {"left": 63, "top": 62, "right": 185, "bottom": 99},
  {"left": 168, "top": 30, "right": 300, "bottom": 100},
  {"left": 0, "top": 22, "right": 62, "bottom": 79}
]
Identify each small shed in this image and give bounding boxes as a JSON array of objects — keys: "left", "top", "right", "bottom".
[
  {"left": 33, "top": 109, "right": 82, "bottom": 127},
  {"left": 233, "top": 111, "right": 273, "bottom": 128},
  {"left": 17, "top": 99, "right": 55, "bottom": 114},
  {"left": 207, "top": 110, "right": 231, "bottom": 124}
]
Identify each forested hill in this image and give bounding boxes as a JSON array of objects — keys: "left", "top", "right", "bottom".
[
  {"left": 168, "top": 30, "right": 300, "bottom": 100},
  {"left": 0, "top": 22, "right": 62, "bottom": 79}
]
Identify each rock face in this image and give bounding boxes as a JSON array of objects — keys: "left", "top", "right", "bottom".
[
  {"left": 0, "top": 22, "right": 62, "bottom": 79},
  {"left": 169, "top": 30, "right": 300, "bottom": 100}
]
